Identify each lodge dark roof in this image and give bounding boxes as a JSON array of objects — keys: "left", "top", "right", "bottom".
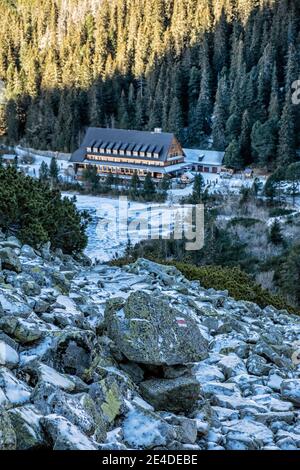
[{"left": 70, "top": 127, "right": 178, "bottom": 163}]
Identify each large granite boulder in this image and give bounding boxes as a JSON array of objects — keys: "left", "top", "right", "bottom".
[
  {"left": 105, "top": 291, "right": 208, "bottom": 366},
  {"left": 0, "top": 247, "right": 22, "bottom": 273}
]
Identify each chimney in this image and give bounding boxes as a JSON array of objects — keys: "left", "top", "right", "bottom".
[{"left": 154, "top": 128, "right": 162, "bottom": 134}]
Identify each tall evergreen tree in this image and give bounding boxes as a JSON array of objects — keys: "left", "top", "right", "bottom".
[
  {"left": 143, "top": 173, "right": 156, "bottom": 200},
  {"left": 49, "top": 156, "right": 59, "bottom": 183},
  {"left": 277, "top": 92, "right": 296, "bottom": 166},
  {"left": 224, "top": 139, "right": 243, "bottom": 170}
]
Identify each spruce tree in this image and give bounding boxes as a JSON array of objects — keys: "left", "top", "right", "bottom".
[
  {"left": 39, "top": 161, "right": 49, "bottom": 182},
  {"left": 168, "top": 96, "right": 183, "bottom": 140},
  {"left": 143, "top": 173, "right": 156, "bottom": 201},
  {"left": 277, "top": 92, "right": 296, "bottom": 166},
  {"left": 212, "top": 68, "right": 229, "bottom": 151},
  {"left": 130, "top": 170, "right": 141, "bottom": 197},
  {"left": 269, "top": 220, "right": 283, "bottom": 245},
  {"left": 49, "top": 156, "right": 59, "bottom": 183},
  {"left": 224, "top": 139, "right": 243, "bottom": 170},
  {"left": 239, "top": 110, "right": 252, "bottom": 165},
  {"left": 161, "top": 174, "right": 171, "bottom": 191},
  {"left": 251, "top": 120, "right": 277, "bottom": 169},
  {"left": 191, "top": 173, "right": 205, "bottom": 204}
]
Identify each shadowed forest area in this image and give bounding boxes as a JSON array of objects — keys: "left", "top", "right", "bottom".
[{"left": 0, "top": 0, "right": 299, "bottom": 171}]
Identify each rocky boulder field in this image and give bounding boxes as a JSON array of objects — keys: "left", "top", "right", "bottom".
[{"left": 0, "top": 234, "right": 300, "bottom": 451}]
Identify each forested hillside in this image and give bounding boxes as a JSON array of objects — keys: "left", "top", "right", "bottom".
[{"left": 0, "top": 0, "right": 299, "bottom": 169}]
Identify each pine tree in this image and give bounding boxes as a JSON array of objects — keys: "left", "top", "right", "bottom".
[
  {"left": 49, "top": 156, "right": 59, "bottom": 183},
  {"left": 193, "top": 40, "right": 212, "bottom": 141},
  {"left": 268, "top": 63, "right": 280, "bottom": 122},
  {"left": 39, "top": 161, "right": 49, "bottom": 182},
  {"left": 83, "top": 166, "right": 100, "bottom": 192},
  {"left": 118, "top": 90, "right": 129, "bottom": 129},
  {"left": 279, "top": 243, "right": 300, "bottom": 305},
  {"left": 277, "top": 92, "right": 296, "bottom": 166},
  {"left": 143, "top": 173, "right": 156, "bottom": 201},
  {"left": 213, "top": 10, "right": 229, "bottom": 75},
  {"left": 212, "top": 68, "right": 229, "bottom": 151},
  {"left": 269, "top": 220, "right": 283, "bottom": 245},
  {"left": 105, "top": 172, "right": 115, "bottom": 189},
  {"left": 130, "top": 170, "right": 141, "bottom": 197},
  {"left": 225, "top": 113, "right": 241, "bottom": 144},
  {"left": 251, "top": 119, "right": 277, "bottom": 169},
  {"left": 224, "top": 139, "right": 243, "bottom": 170},
  {"left": 239, "top": 110, "right": 252, "bottom": 165},
  {"left": 286, "top": 162, "right": 300, "bottom": 206},
  {"left": 168, "top": 96, "right": 183, "bottom": 140},
  {"left": 191, "top": 173, "right": 205, "bottom": 204},
  {"left": 161, "top": 174, "right": 171, "bottom": 191}
]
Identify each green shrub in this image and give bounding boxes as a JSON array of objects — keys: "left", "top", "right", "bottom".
[
  {"left": 229, "top": 217, "right": 261, "bottom": 228},
  {"left": 269, "top": 208, "right": 295, "bottom": 217},
  {"left": 0, "top": 167, "right": 88, "bottom": 254}
]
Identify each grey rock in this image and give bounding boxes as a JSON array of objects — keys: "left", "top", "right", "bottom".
[
  {"left": 0, "top": 340, "right": 19, "bottom": 368},
  {"left": 122, "top": 406, "right": 176, "bottom": 449},
  {"left": 50, "top": 330, "right": 94, "bottom": 380},
  {"left": 0, "top": 367, "right": 31, "bottom": 407},
  {"left": 21, "top": 280, "right": 41, "bottom": 296},
  {"left": 89, "top": 374, "right": 131, "bottom": 425},
  {"left": 0, "top": 247, "right": 22, "bottom": 273},
  {"left": 0, "top": 406, "right": 16, "bottom": 450},
  {"left": 105, "top": 290, "right": 208, "bottom": 366},
  {"left": 0, "top": 316, "right": 42, "bottom": 344},
  {"left": 41, "top": 415, "right": 97, "bottom": 450},
  {"left": 20, "top": 245, "right": 38, "bottom": 259},
  {"left": 246, "top": 354, "right": 272, "bottom": 376},
  {"left": 281, "top": 379, "right": 300, "bottom": 406},
  {"left": 8, "top": 405, "right": 45, "bottom": 450},
  {"left": 201, "top": 381, "right": 239, "bottom": 398},
  {"left": 51, "top": 271, "right": 70, "bottom": 293},
  {"left": 223, "top": 419, "right": 274, "bottom": 450},
  {"left": 218, "top": 354, "right": 247, "bottom": 379},
  {"left": 254, "top": 341, "right": 291, "bottom": 368},
  {"left": 119, "top": 362, "right": 144, "bottom": 384},
  {"left": 193, "top": 362, "right": 225, "bottom": 383},
  {"left": 162, "top": 415, "right": 198, "bottom": 444},
  {"left": 32, "top": 382, "right": 100, "bottom": 436},
  {"left": 139, "top": 376, "right": 200, "bottom": 412}
]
